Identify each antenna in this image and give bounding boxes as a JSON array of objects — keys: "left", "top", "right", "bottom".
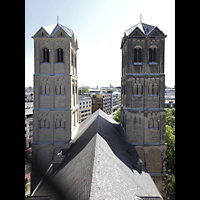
[
  {"left": 140, "top": 14, "right": 142, "bottom": 23},
  {"left": 57, "top": 16, "right": 59, "bottom": 24}
]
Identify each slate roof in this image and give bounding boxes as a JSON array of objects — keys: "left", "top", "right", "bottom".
[
  {"left": 121, "top": 22, "right": 166, "bottom": 49},
  {"left": 125, "top": 22, "right": 166, "bottom": 37},
  {"left": 32, "top": 23, "right": 74, "bottom": 38},
  {"left": 30, "top": 109, "right": 163, "bottom": 200}
]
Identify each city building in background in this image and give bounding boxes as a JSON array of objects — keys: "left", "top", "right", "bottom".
[
  {"left": 78, "top": 94, "right": 92, "bottom": 122},
  {"left": 111, "top": 91, "right": 121, "bottom": 112},
  {"left": 91, "top": 93, "right": 111, "bottom": 114},
  {"left": 25, "top": 102, "right": 33, "bottom": 149}
]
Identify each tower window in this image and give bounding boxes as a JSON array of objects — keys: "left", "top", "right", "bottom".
[
  {"left": 134, "top": 47, "right": 142, "bottom": 62},
  {"left": 43, "top": 48, "right": 49, "bottom": 62},
  {"left": 57, "top": 48, "right": 63, "bottom": 62},
  {"left": 75, "top": 55, "right": 76, "bottom": 68},
  {"left": 149, "top": 48, "right": 156, "bottom": 62},
  {"left": 71, "top": 51, "right": 73, "bottom": 66}
]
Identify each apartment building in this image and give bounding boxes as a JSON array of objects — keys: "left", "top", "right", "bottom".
[
  {"left": 78, "top": 94, "right": 92, "bottom": 122},
  {"left": 91, "top": 93, "right": 111, "bottom": 114},
  {"left": 25, "top": 102, "right": 33, "bottom": 149},
  {"left": 111, "top": 92, "right": 121, "bottom": 112}
]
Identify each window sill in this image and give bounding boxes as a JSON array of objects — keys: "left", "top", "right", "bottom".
[
  {"left": 149, "top": 62, "right": 158, "bottom": 65},
  {"left": 41, "top": 62, "right": 50, "bottom": 64},
  {"left": 133, "top": 94, "right": 142, "bottom": 97},
  {"left": 56, "top": 62, "right": 64, "bottom": 64},
  {"left": 149, "top": 94, "right": 158, "bottom": 97},
  {"left": 133, "top": 62, "right": 143, "bottom": 65},
  {"left": 149, "top": 127, "right": 159, "bottom": 130}
]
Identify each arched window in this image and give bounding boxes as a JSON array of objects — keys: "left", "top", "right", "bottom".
[
  {"left": 60, "top": 119, "right": 65, "bottom": 128},
  {"left": 45, "top": 84, "right": 49, "bottom": 95},
  {"left": 40, "top": 119, "right": 45, "bottom": 128},
  {"left": 61, "top": 84, "right": 64, "bottom": 95},
  {"left": 71, "top": 51, "right": 73, "bottom": 66},
  {"left": 56, "top": 119, "right": 60, "bottom": 128},
  {"left": 43, "top": 48, "right": 49, "bottom": 62},
  {"left": 57, "top": 48, "right": 63, "bottom": 62},
  {"left": 149, "top": 47, "right": 156, "bottom": 62},
  {"left": 75, "top": 54, "right": 76, "bottom": 68},
  {"left": 44, "top": 119, "right": 49, "bottom": 128},
  {"left": 134, "top": 47, "right": 142, "bottom": 62},
  {"left": 56, "top": 83, "right": 60, "bottom": 95}
]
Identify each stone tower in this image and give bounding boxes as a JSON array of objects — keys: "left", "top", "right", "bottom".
[
  {"left": 31, "top": 23, "right": 79, "bottom": 191},
  {"left": 120, "top": 22, "right": 167, "bottom": 197}
]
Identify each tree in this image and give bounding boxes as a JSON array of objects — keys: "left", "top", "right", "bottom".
[
  {"left": 78, "top": 86, "right": 90, "bottom": 94},
  {"left": 113, "top": 108, "right": 120, "bottom": 123},
  {"left": 165, "top": 108, "right": 175, "bottom": 199},
  {"left": 166, "top": 125, "right": 175, "bottom": 173},
  {"left": 167, "top": 174, "right": 175, "bottom": 200},
  {"left": 166, "top": 108, "right": 175, "bottom": 129}
]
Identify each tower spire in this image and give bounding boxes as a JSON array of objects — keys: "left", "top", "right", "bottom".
[
  {"left": 57, "top": 16, "right": 59, "bottom": 24},
  {"left": 140, "top": 14, "right": 142, "bottom": 23}
]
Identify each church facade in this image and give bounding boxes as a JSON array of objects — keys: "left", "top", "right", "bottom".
[
  {"left": 30, "top": 20, "right": 168, "bottom": 199},
  {"left": 31, "top": 23, "right": 79, "bottom": 192},
  {"left": 120, "top": 22, "right": 167, "bottom": 197}
]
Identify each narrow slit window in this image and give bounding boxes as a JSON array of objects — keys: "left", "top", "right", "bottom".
[
  {"left": 57, "top": 48, "right": 63, "bottom": 62},
  {"left": 149, "top": 47, "right": 157, "bottom": 62},
  {"left": 43, "top": 48, "right": 49, "bottom": 62},
  {"left": 134, "top": 48, "right": 142, "bottom": 62}
]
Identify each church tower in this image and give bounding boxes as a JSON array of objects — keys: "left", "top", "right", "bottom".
[
  {"left": 31, "top": 23, "right": 79, "bottom": 191},
  {"left": 120, "top": 21, "right": 167, "bottom": 197}
]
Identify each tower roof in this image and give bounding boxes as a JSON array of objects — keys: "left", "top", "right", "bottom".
[
  {"left": 121, "top": 22, "right": 166, "bottom": 49},
  {"left": 42, "top": 23, "right": 74, "bottom": 37},
  {"left": 32, "top": 23, "right": 75, "bottom": 38},
  {"left": 125, "top": 22, "right": 157, "bottom": 36}
]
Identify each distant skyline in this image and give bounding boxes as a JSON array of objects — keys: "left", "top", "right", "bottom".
[{"left": 25, "top": 0, "right": 175, "bottom": 87}]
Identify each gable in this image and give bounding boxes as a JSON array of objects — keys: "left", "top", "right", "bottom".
[
  {"left": 53, "top": 27, "right": 70, "bottom": 38},
  {"left": 148, "top": 27, "right": 165, "bottom": 37},
  {"left": 32, "top": 27, "right": 50, "bottom": 38},
  {"left": 129, "top": 27, "right": 145, "bottom": 37}
]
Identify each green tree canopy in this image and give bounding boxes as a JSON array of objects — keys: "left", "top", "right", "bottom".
[
  {"left": 166, "top": 108, "right": 175, "bottom": 129},
  {"left": 165, "top": 108, "right": 175, "bottom": 199},
  {"left": 78, "top": 86, "right": 90, "bottom": 94},
  {"left": 113, "top": 108, "right": 120, "bottom": 123}
]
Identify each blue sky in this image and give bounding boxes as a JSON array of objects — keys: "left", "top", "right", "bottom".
[{"left": 25, "top": 0, "right": 175, "bottom": 87}]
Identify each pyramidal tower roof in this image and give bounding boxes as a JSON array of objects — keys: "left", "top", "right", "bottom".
[
  {"left": 32, "top": 23, "right": 74, "bottom": 38},
  {"left": 42, "top": 23, "right": 74, "bottom": 37},
  {"left": 121, "top": 21, "right": 166, "bottom": 49},
  {"left": 125, "top": 22, "right": 157, "bottom": 36}
]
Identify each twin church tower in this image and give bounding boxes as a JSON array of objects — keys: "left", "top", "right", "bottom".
[
  {"left": 31, "top": 23, "right": 79, "bottom": 189},
  {"left": 32, "top": 20, "right": 167, "bottom": 196},
  {"left": 120, "top": 22, "right": 167, "bottom": 194}
]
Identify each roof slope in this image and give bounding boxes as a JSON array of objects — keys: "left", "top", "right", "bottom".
[
  {"left": 31, "top": 109, "right": 163, "bottom": 200},
  {"left": 125, "top": 22, "right": 156, "bottom": 37},
  {"left": 121, "top": 22, "right": 166, "bottom": 49},
  {"left": 32, "top": 23, "right": 74, "bottom": 38}
]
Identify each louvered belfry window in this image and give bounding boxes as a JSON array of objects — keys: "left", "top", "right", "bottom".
[
  {"left": 134, "top": 48, "right": 142, "bottom": 62},
  {"left": 43, "top": 48, "right": 49, "bottom": 62},
  {"left": 149, "top": 48, "right": 156, "bottom": 62},
  {"left": 57, "top": 48, "right": 63, "bottom": 62}
]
